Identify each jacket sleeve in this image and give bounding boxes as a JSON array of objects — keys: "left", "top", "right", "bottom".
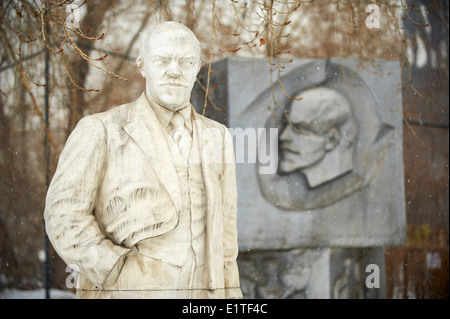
[
  {"left": 44, "top": 115, "right": 131, "bottom": 289},
  {"left": 221, "top": 127, "right": 243, "bottom": 299}
]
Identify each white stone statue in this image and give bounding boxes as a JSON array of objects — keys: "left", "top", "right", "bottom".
[
  {"left": 279, "top": 87, "right": 358, "bottom": 188},
  {"left": 44, "top": 21, "right": 242, "bottom": 299}
]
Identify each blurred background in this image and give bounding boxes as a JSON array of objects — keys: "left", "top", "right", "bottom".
[{"left": 0, "top": 0, "right": 448, "bottom": 299}]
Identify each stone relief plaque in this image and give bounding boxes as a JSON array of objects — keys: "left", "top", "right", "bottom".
[
  {"left": 193, "top": 57, "right": 407, "bottom": 249},
  {"left": 255, "top": 61, "right": 395, "bottom": 210}
]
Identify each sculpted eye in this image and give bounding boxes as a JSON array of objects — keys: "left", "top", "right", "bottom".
[
  {"left": 180, "top": 58, "right": 196, "bottom": 67},
  {"left": 293, "top": 123, "right": 304, "bottom": 131},
  {"left": 152, "top": 57, "right": 170, "bottom": 65},
  {"left": 292, "top": 123, "right": 313, "bottom": 135}
]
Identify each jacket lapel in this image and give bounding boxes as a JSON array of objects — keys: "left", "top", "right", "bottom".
[{"left": 123, "top": 93, "right": 182, "bottom": 212}]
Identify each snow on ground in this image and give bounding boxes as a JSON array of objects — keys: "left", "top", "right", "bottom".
[{"left": 0, "top": 288, "right": 76, "bottom": 299}]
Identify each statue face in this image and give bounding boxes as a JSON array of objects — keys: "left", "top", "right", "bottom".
[
  {"left": 278, "top": 87, "right": 357, "bottom": 185},
  {"left": 278, "top": 117, "right": 328, "bottom": 174},
  {"left": 279, "top": 91, "right": 332, "bottom": 174},
  {"left": 142, "top": 29, "right": 200, "bottom": 111}
]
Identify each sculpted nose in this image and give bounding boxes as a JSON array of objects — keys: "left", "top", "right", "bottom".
[
  {"left": 280, "top": 125, "right": 292, "bottom": 142},
  {"left": 167, "top": 60, "right": 181, "bottom": 78}
]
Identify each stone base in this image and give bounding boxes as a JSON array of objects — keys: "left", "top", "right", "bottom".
[{"left": 237, "top": 247, "right": 386, "bottom": 299}]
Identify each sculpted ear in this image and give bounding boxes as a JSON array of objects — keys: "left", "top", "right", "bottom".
[
  {"left": 136, "top": 56, "right": 145, "bottom": 78},
  {"left": 325, "top": 128, "right": 339, "bottom": 151}
]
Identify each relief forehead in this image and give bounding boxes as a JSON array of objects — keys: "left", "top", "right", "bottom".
[{"left": 289, "top": 87, "right": 352, "bottom": 130}]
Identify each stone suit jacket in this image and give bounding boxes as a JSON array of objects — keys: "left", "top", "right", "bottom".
[{"left": 44, "top": 92, "right": 241, "bottom": 298}]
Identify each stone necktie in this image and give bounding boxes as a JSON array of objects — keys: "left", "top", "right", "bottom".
[{"left": 171, "top": 112, "right": 192, "bottom": 161}]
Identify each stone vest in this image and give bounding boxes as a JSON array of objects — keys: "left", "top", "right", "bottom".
[{"left": 135, "top": 123, "right": 206, "bottom": 268}]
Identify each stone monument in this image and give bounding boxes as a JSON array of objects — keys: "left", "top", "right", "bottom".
[
  {"left": 192, "top": 57, "right": 406, "bottom": 298},
  {"left": 44, "top": 22, "right": 242, "bottom": 299}
]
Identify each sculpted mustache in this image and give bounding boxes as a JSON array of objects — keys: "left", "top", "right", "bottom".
[
  {"left": 280, "top": 143, "right": 300, "bottom": 155},
  {"left": 160, "top": 82, "right": 187, "bottom": 87}
]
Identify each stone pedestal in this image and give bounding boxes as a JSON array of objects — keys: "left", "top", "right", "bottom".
[{"left": 238, "top": 247, "right": 386, "bottom": 299}]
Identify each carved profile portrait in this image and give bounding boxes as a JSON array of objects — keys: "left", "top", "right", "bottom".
[
  {"left": 278, "top": 87, "right": 359, "bottom": 188},
  {"left": 244, "top": 61, "right": 394, "bottom": 210}
]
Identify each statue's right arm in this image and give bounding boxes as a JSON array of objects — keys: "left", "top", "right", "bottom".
[{"left": 44, "top": 115, "right": 131, "bottom": 289}]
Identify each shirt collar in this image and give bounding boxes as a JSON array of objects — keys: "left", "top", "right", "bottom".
[{"left": 145, "top": 92, "right": 193, "bottom": 133}]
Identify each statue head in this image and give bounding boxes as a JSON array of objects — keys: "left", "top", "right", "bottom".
[
  {"left": 136, "top": 21, "right": 202, "bottom": 111},
  {"left": 278, "top": 87, "right": 358, "bottom": 188}
]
